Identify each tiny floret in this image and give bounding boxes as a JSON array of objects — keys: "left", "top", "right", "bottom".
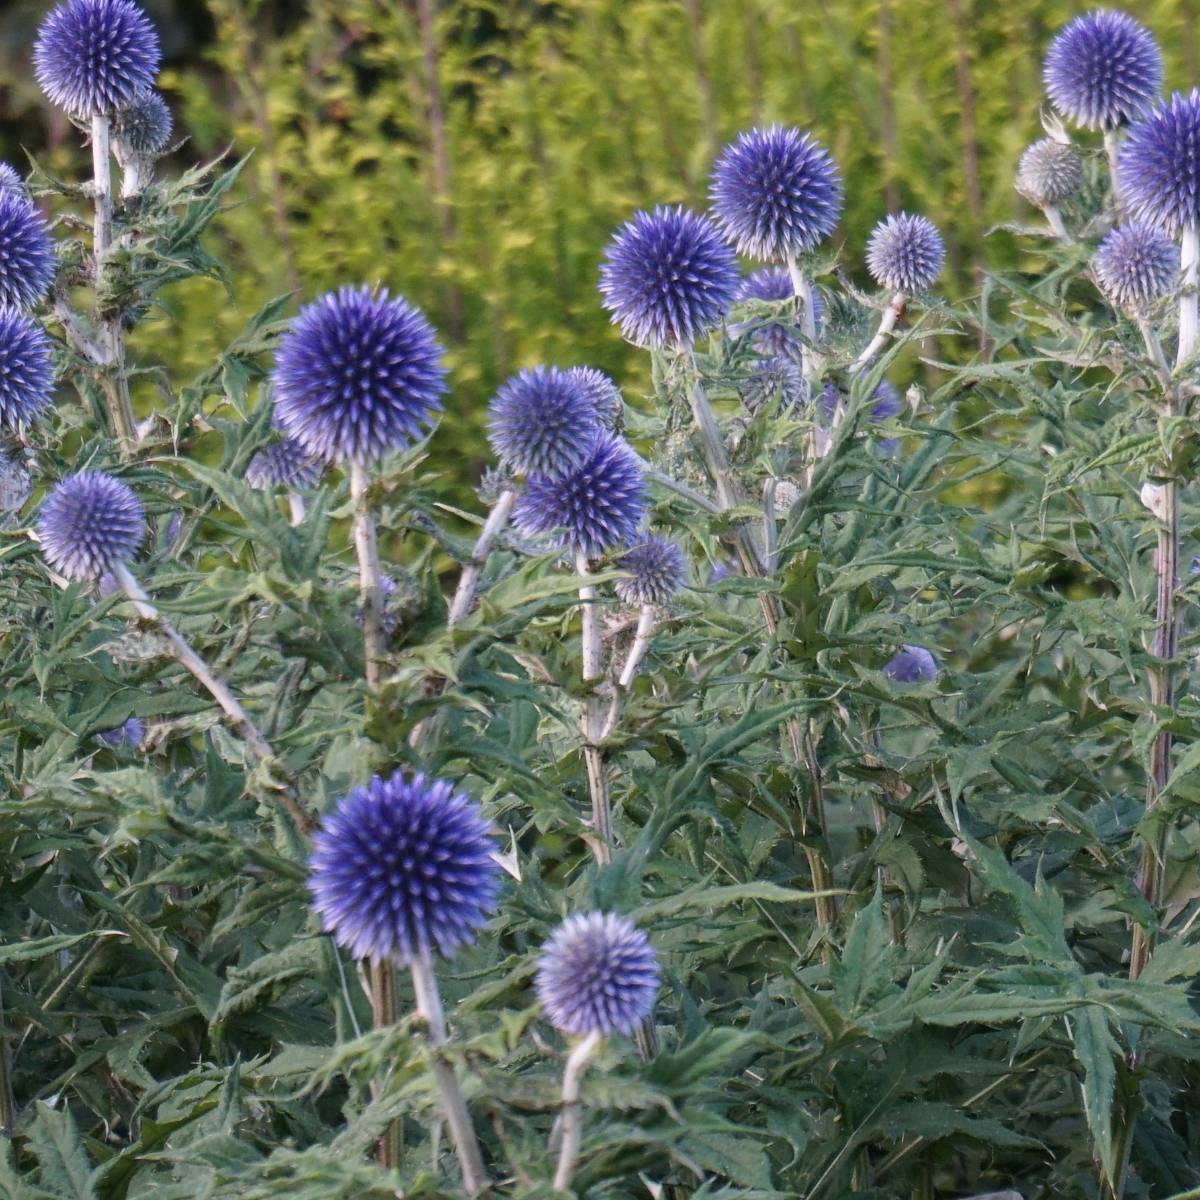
[
  {"left": 115, "top": 89, "right": 172, "bottom": 154},
  {"left": 866, "top": 213, "right": 945, "bottom": 293},
  {"left": 1120, "top": 91, "right": 1200, "bottom": 234},
  {"left": 599, "top": 206, "right": 738, "bottom": 348},
  {"left": 710, "top": 126, "right": 843, "bottom": 259},
  {"left": 487, "top": 366, "right": 600, "bottom": 477},
  {"left": 535, "top": 911, "right": 659, "bottom": 1037},
  {"left": 1016, "top": 139, "right": 1084, "bottom": 206},
  {"left": 244, "top": 437, "right": 324, "bottom": 490},
  {"left": 34, "top": 0, "right": 161, "bottom": 118},
  {"left": 616, "top": 537, "right": 686, "bottom": 605},
  {"left": 272, "top": 286, "right": 447, "bottom": 464},
  {"left": 1043, "top": 10, "right": 1162, "bottom": 131},
  {"left": 0, "top": 310, "right": 54, "bottom": 430},
  {"left": 0, "top": 192, "right": 55, "bottom": 311},
  {"left": 309, "top": 768, "right": 500, "bottom": 964},
  {"left": 38, "top": 471, "right": 145, "bottom": 581},
  {"left": 1094, "top": 223, "right": 1177, "bottom": 310},
  {"left": 883, "top": 645, "right": 939, "bottom": 684},
  {"left": 0, "top": 164, "right": 24, "bottom": 197},
  {"left": 563, "top": 366, "right": 624, "bottom": 433}
]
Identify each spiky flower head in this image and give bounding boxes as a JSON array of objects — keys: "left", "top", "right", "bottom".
[
  {"left": 599, "top": 206, "right": 738, "bottom": 348},
  {"left": 616, "top": 537, "right": 686, "bottom": 605},
  {"left": 34, "top": 0, "right": 161, "bottom": 118},
  {"left": 1120, "top": 91, "right": 1200, "bottom": 234},
  {"left": 1016, "top": 139, "right": 1084, "bottom": 206},
  {"left": 0, "top": 164, "right": 24, "bottom": 197},
  {"left": 272, "top": 286, "right": 446, "bottom": 465},
  {"left": 487, "top": 366, "right": 600, "bottom": 477},
  {"left": 309, "top": 768, "right": 500, "bottom": 965},
  {"left": 1094, "top": 222, "right": 1178, "bottom": 310},
  {"left": 563, "top": 366, "right": 624, "bottom": 433},
  {"left": 37, "top": 471, "right": 145, "bottom": 581},
  {"left": 244, "top": 437, "right": 324, "bottom": 490},
  {"left": 535, "top": 911, "right": 659, "bottom": 1037},
  {"left": 0, "top": 310, "right": 54, "bottom": 430},
  {"left": 115, "top": 89, "right": 172, "bottom": 154},
  {"left": 0, "top": 192, "right": 55, "bottom": 311},
  {"left": 98, "top": 716, "right": 144, "bottom": 750},
  {"left": 513, "top": 432, "right": 646, "bottom": 558},
  {"left": 734, "top": 267, "right": 823, "bottom": 358},
  {"left": 739, "top": 355, "right": 805, "bottom": 414},
  {"left": 866, "top": 213, "right": 945, "bottom": 294},
  {"left": 710, "top": 126, "right": 843, "bottom": 259},
  {"left": 883, "top": 644, "right": 939, "bottom": 684},
  {"left": 1043, "top": 10, "right": 1161, "bottom": 131}
]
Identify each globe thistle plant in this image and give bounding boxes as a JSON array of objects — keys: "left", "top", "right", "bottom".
[
  {"left": 1043, "top": 10, "right": 1162, "bottom": 131},
  {"left": 114, "top": 89, "right": 172, "bottom": 155},
  {"left": 563, "top": 366, "right": 623, "bottom": 433},
  {"left": 244, "top": 437, "right": 324, "bottom": 491},
  {"left": 37, "top": 471, "right": 144, "bottom": 582},
  {"left": 0, "top": 164, "right": 24, "bottom": 196},
  {"left": 866, "top": 213, "right": 945, "bottom": 294},
  {"left": 739, "top": 355, "right": 806, "bottom": 414},
  {"left": 599, "top": 206, "right": 738, "bottom": 348},
  {"left": 487, "top": 366, "right": 600, "bottom": 477},
  {"left": 0, "top": 192, "right": 56, "bottom": 311},
  {"left": 97, "top": 716, "right": 144, "bottom": 750},
  {"left": 733, "top": 267, "right": 823, "bottom": 359},
  {"left": 0, "top": 310, "right": 54, "bottom": 430},
  {"left": 1094, "top": 223, "right": 1178, "bottom": 311},
  {"left": 1016, "top": 138, "right": 1084, "bottom": 208},
  {"left": 1120, "top": 91, "right": 1200, "bottom": 236},
  {"left": 33, "top": 0, "right": 161, "bottom": 118},
  {"left": 616, "top": 537, "right": 686, "bottom": 607},
  {"left": 883, "top": 644, "right": 939, "bottom": 684}
]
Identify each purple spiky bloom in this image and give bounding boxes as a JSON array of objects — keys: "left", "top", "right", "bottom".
[
  {"left": 740, "top": 355, "right": 805, "bottom": 414},
  {"left": 487, "top": 366, "right": 600, "bottom": 477},
  {"left": 98, "top": 716, "right": 144, "bottom": 749},
  {"left": 0, "top": 165, "right": 24, "bottom": 197},
  {"left": 883, "top": 645, "right": 939, "bottom": 684},
  {"left": 734, "top": 267, "right": 823, "bottom": 358},
  {"left": 707, "top": 559, "right": 738, "bottom": 585},
  {"left": 1043, "top": 10, "right": 1161, "bottom": 131},
  {"left": 710, "top": 126, "right": 843, "bottom": 259},
  {"left": 38, "top": 471, "right": 144, "bottom": 581},
  {"left": 564, "top": 366, "right": 623, "bottom": 433},
  {"left": 513, "top": 432, "right": 646, "bottom": 557},
  {"left": 616, "top": 537, "right": 686, "bottom": 605},
  {"left": 1016, "top": 139, "right": 1083, "bottom": 207},
  {"left": 115, "top": 89, "right": 172, "bottom": 154},
  {"left": 0, "top": 311, "right": 54, "bottom": 429},
  {"left": 866, "top": 213, "right": 945, "bottom": 293},
  {"left": 34, "top": 0, "right": 161, "bottom": 118},
  {"left": 309, "top": 768, "right": 500, "bottom": 965},
  {"left": 272, "top": 286, "right": 446, "bottom": 465},
  {"left": 599, "top": 206, "right": 738, "bottom": 348},
  {"left": 244, "top": 437, "right": 324, "bottom": 490},
  {"left": 1120, "top": 91, "right": 1200, "bottom": 234},
  {"left": 0, "top": 192, "right": 55, "bottom": 311},
  {"left": 536, "top": 912, "right": 659, "bottom": 1037},
  {"left": 1094, "top": 222, "right": 1178, "bottom": 310},
  {"left": 735, "top": 267, "right": 794, "bottom": 303}
]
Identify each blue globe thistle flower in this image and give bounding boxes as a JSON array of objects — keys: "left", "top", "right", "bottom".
[
  {"left": 740, "top": 355, "right": 806, "bottom": 414},
  {"left": 34, "top": 0, "right": 161, "bottom": 118},
  {"left": 1043, "top": 10, "right": 1161, "bottom": 131},
  {"left": 1016, "top": 139, "right": 1083, "bottom": 207},
  {"left": 821, "top": 379, "right": 902, "bottom": 430},
  {"left": 616, "top": 537, "right": 686, "bottom": 605},
  {"left": 734, "top": 267, "right": 823, "bottom": 359},
  {"left": 115, "top": 89, "right": 172, "bottom": 154},
  {"left": 866, "top": 213, "right": 945, "bottom": 294},
  {"left": 244, "top": 437, "right": 324, "bottom": 490},
  {"left": 1120, "top": 91, "right": 1200, "bottom": 234},
  {"left": 309, "top": 768, "right": 500, "bottom": 964},
  {"left": 1094, "top": 222, "right": 1178, "bottom": 310},
  {"left": 536, "top": 912, "right": 659, "bottom": 1037},
  {"left": 563, "top": 366, "right": 623, "bottom": 433},
  {"left": 707, "top": 559, "right": 738, "bottom": 585},
  {"left": 883, "top": 644, "right": 939, "bottom": 684},
  {"left": 0, "top": 192, "right": 55, "bottom": 311},
  {"left": 38, "top": 471, "right": 145, "bottom": 582},
  {"left": 599, "top": 206, "right": 738, "bottom": 348},
  {"left": 513, "top": 432, "right": 646, "bottom": 558},
  {"left": 0, "top": 164, "right": 24, "bottom": 197},
  {"left": 487, "top": 366, "right": 600, "bottom": 477},
  {"left": 710, "top": 126, "right": 843, "bottom": 259},
  {"left": 98, "top": 716, "right": 144, "bottom": 749},
  {"left": 0, "top": 310, "right": 54, "bottom": 430},
  {"left": 272, "top": 286, "right": 447, "bottom": 465}
]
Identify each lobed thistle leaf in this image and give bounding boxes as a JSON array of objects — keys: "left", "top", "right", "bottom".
[
  {"left": 865, "top": 212, "right": 945, "bottom": 294},
  {"left": 1120, "top": 91, "right": 1200, "bottom": 235},
  {"left": 615, "top": 537, "right": 686, "bottom": 605},
  {"left": 486, "top": 366, "right": 600, "bottom": 477},
  {"left": 37, "top": 471, "right": 145, "bottom": 582},
  {"left": 0, "top": 310, "right": 54, "bottom": 430},
  {"left": 0, "top": 192, "right": 56, "bottom": 311},
  {"left": 1094, "top": 222, "right": 1178, "bottom": 310}
]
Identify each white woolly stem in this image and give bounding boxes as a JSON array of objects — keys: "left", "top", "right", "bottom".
[
  {"left": 1044, "top": 204, "right": 1069, "bottom": 241},
  {"left": 850, "top": 291, "right": 906, "bottom": 377},
  {"left": 287, "top": 491, "right": 307, "bottom": 526},
  {"left": 1104, "top": 128, "right": 1124, "bottom": 212},
  {"left": 646, "top": 467, "right": 721, "bottom": 515},
  {"left": 349, "top": 460, "right": 385, "bottom": 692},
  {"left": 447, "top": 487, "right": 516, "bottom": 626},
  {"left": 762, "top": 477, "right": 778, "bottom": 572},
  {"left": 601, "top": 604, "right": 657, "bottom": 740},
  {"left": 1178, "top": 226, "right": 1199, "bottom": 370},
  {"left": 576, "top": 551, "right": 613, "bottom": 862},
  {"left": 410, "top": 954, "right": 490, "bottom": 1195},
  {"left": 552, "top": 1031, "right": 602, "bottom": 1192},
  {"left": 91, "top": 115, "right": 112, "bottom": 260},
  {"left": 784, "top": 251, "right": 820, "bottom": 386}
]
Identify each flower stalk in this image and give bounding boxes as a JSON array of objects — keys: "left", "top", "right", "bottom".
[
  {"left": 576, "top": 550, "right": 614, "bottom": 863},
  {"left": 447, "top": 487, "right": 516, "bottom": 626},
  {"left": 349, "top": 460, "right": 385, "bottom": 692},
  {"left": 552, "top": 1031, "right": 602, "bottom": 1192}
]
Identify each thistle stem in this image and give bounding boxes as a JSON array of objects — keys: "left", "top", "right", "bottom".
[
  {"left": 91, "top": 115, "right": 113, "bottom": 260},
  {"left": 349, "top": 461, "right": 385, "bottom": 692},
  {"left": 850, "top": 291, "right": 907, "bottom": 377},
  {"left": 410, "top": 953, "right": 490, "bottom": 1195},
  {"left": 1044, "top": 204, "right": 1069, "bottom": 241},
  {"left": 552, "top": 1031, "right": 602, "bottom": 1192},
  {"left": 762, "top": 477, "right": 778, "bottom": 572},
  {"left": 601, "top": 603, "right": 656, "bottom": 740},
  {"left": 784, "top": 251, "right": 821, "bottom": 385},
  {"left": 646, "top": 467, "right": 721, "bottom": 515},
  {"left": 287, "top": 492, "right": 307, "bottom": 526},
  {"left": 447, "top": 487, "right": 516, "bottom": 626},
  {"left": 576, "top": 551, "right": 613, "bottom": 864},
  {"left": 1104, "top": 128, "right": 1124, "bottom": 213}
]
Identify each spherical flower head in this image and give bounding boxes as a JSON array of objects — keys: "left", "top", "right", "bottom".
[
  {"left": 98, "top": 716, "right": 143, "bottom": 749},
  {"left": 1094, "top": 222, "right": 1178, "bottom": 310},
  {"left": 244, "top": 437, "right": 324, "bottom": 490},
  {"left": 0, "top": 192, "right": 55, "bottom": 311},
  {"left": 272, "top": 286, "right": 446, "bottom": 465},
  {"left": 710, "top": 126, "right": 843, "bottom": 259},
  {"left": 309, "top": 768, "right": 500, "bottom": 965},
  {"left": 487, "top": 366, "right": 600, "bottom": 477},
  {"left": 616, "top": 537, "right": 686, "bottom": 605},
  {"left": 115, "top": 89, "right": 172, "bottom": 155},
  {"left": 0, "top": 164, "right": 24, "bottom": 197},
  {"left": 34, "top": 0, "right": 161, "bottom": 118},
  {"left": 866, "top": 213, "right": 945, "bottom": 294},
  {"left": 563, "top": 366, "right": 623, "bottom": 433},
  {"left": 599, "top": 206, "right": 738, "bottom": 348},
  {"left": 1120, "top": 91, "right": 1200, "bottom": 235},
  {"left": 1043, "top": 10, "right": 1161, "bottom": 131},
  {"left": 513, "top": 432, "right": 646, "bottom": 557},
  {"left": 38, "top": 471, "right": 144, "bottom": 582},
  {"left": 1016, "top": 139, "right": 1083, "bottom": 207},
  {"left": 740, "top": 355, "right": 805, "bottom": 414},
  {"left": 883, "top": 644, "right": 939, "bottom": 684},
  {"left": 535, "top": 911, "right": 659, "bottom": 1037},
  {"left": 0, "top": 310, "right": 54, "bottom": 430},
  {"left": 734, "top": 267, "right": 823, "bottom": 359}
]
